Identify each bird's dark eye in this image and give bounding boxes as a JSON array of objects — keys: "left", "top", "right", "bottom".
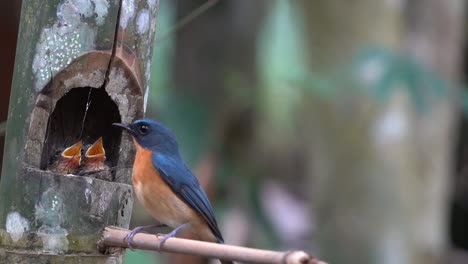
[{"left": 139, "top": 124, "right": 149, "bottom": 135}]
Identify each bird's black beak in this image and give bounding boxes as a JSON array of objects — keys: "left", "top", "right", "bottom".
[{"left": 112, "top": 123, "right": 136, "bottom": 136}]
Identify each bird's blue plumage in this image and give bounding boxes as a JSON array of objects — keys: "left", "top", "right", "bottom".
[
  {"left": 151, "top": 151, "right": 225, "bottom": 244},
  {"left": 113, "top": 118, "right": 233, "bottom": 264}
]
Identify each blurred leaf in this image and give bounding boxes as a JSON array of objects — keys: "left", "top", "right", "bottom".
[
  {"left": 257, "top": 0, "right": 307, "bottom": 129},
  {"left": 290, "top": 46, "right": 451, "bottom": 113},
  {"left": 351, "top": 47, "right": 447, "bottom": 112}
]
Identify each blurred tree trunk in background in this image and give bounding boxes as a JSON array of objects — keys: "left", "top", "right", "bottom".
[
  {"left": 300, "top": 1, "right": 464, "bottom": 264},
  {"left": 172, "top": 0, "right": 265, "bottom": 203},
  {"left": 452, "top": 0, "right": 468, "bottom": 261},
  {"left": 167, "top": 1, "right": 266, "bottom": 263},
  {"left": 404, "top": 1, "right": 465, "bottom": 263},
  {"left": 169, "top": 0, "right": 266, "bottom": 168}
]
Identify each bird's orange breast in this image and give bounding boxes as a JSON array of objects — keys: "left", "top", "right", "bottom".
[
  {"left": 132, "top": 141, "right": 198, "bottom": 228},
  {"left": 131, "top": 140, "right": 218, "bottom": 242}
]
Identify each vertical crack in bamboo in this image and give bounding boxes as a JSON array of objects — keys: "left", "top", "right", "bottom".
[
  {"left": 99, "top": 227, "right": 327, "bottom": 264},
  {"left": 102, "top": 0, "right": 123, "bottom": 89}
]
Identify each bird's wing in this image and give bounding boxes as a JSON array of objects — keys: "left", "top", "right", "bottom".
[{"left": 151, "top": 152, "right": 224, "bottom": 243}]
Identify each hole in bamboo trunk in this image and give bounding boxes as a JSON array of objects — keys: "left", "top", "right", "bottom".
[
  {"left": 25, "top": 51, "right": 143, "bottom": 184},
  {"left": 39, "top": 87, "right": 122, "bottom": 181}
]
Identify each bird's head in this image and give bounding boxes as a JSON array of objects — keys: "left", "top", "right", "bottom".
[{"left": 113, "top": 118, "right": 179, "bottom": 155}]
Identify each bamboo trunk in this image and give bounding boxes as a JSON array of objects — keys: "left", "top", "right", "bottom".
[{"left": 0, "top": 0, "right": 159, "bottom": 263}]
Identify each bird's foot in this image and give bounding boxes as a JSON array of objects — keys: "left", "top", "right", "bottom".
[
  {"left": 124, "top": 224, "right": 166, "bottom": 250},
  {"left": 157, "top": 223, "right": 187, "bottom": 249}
]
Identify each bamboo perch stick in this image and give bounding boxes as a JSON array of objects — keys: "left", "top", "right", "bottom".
[{"left": 99, "top": 226, "right": 327, "bottom": 264}]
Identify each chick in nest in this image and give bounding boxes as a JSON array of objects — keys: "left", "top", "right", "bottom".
[
  {"left": 49, "top": 140, "right": 82, "bottom": 175},
  {"left": 79, "top": 137, "right": 113, "bottom": 181}
]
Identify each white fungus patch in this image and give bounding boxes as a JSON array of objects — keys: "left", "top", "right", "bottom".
[
  {"left": 136, "top": 9, "right": 150, "bottom": 34},
  {"left": 93, "top": 0, "right": 110, "bottom": 25},
  {"left": 105, "top": 258, "right": 120, "bottom": 264},
  {"left": 35, "top": 188, "right": 65, "bottom": 228},
  {"left": 37, "top": 225, "right": 69, "bottom": 253},
  {"left": 147, "top": 0, "right": 157, "bottom": 11},
  {"left": 5, "top": 212, "right": 30, "bottom": 243},
  {"left": 73, "top": 0, "right": 94, "bottom": 17},
  {"left": 120, "top": 0, "right": 135, "bottom": 29},
  {"left": 85, "top": 188, "right": 92, "bottom": 204},
  {"left": 34, "top": 179, "right": 69, "bottom": 254},
  {"left": 85, "top": 177, "right": 93, "bottom": 204},
  {"left": 143, "top": 62, "right": 151, "bottom": 112},
  {"left": 143, "top": 85, "right": 149, "bottom": 113},
  {"left": 145, "top": 62, "right": 151, "bottom": 83},
  {"left": 32, "top": 0, "right": 109, "bottom": 92}
]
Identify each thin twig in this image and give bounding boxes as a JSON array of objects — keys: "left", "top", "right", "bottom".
[
  {"left": 99, "top": 226, "right": 327, "bottom": 264},
  {"left": 155, "top": 0, "right": 219, "bottom": 44}
]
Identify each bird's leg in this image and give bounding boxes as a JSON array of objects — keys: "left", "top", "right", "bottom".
[
  {"left": 158, "top": 223, "right": 188, "bottom": 249},
  {"left": 124, "top": 224, "right": 166, "bottom": 250}
]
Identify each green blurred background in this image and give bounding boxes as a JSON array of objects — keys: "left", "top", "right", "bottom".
[{"left": 3, "top": 0, "right": 468, "bottom": 264}]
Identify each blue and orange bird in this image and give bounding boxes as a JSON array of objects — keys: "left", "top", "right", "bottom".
[{"left": 113, "top": 119, "right": 233, "bottom": 264}]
